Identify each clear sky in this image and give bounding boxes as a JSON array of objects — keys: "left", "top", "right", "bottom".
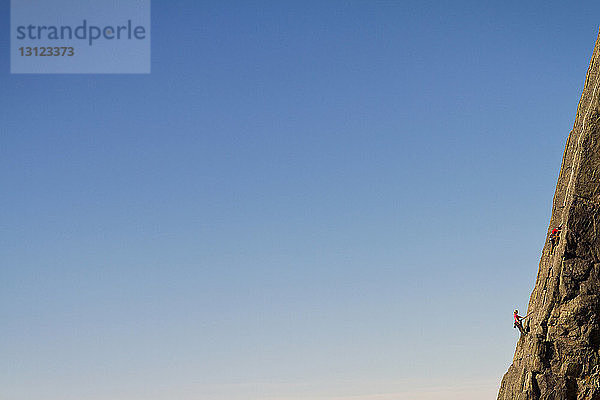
[{"left": 2, "top": 1, "right": 600, "bottom": 399}]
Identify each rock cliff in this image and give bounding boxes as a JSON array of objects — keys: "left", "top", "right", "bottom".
[{"left": 498, "top": 29, "right": 600, "bottom": 400}]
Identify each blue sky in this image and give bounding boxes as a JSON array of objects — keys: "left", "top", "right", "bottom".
[{"left": 2, "top": 1, "right": 600, "bottom": 399}]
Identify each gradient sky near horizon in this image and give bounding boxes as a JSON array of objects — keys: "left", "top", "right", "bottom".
[{"left": 3, "top": 1, "right": 600, "bottom": 399}]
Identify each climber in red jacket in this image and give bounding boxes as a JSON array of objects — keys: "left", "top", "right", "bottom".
[
  {"left": 514, "top": 310, "right": 526, "bottom": 334},
  {"left": 549, "top": 225, "right": 562, "bottom": 255}
]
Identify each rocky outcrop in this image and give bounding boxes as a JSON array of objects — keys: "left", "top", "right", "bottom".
[{"left": 498, "top": 29, "right": 600, "bottom": 400}]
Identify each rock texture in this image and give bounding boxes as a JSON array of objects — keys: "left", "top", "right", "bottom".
[{"left": 498, "top": 29, "right": 600, "bottom": 400}]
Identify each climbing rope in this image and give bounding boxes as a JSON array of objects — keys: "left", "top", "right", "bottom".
[{"left": 561, "top": 53, "right": 600, "bottom": 225}]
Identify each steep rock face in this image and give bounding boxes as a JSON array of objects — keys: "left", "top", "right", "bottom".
[{"left": 498, "top": 30, "right": 600, "bottom": 400}]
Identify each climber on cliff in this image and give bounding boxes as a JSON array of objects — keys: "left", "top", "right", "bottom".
[
  {"left": 549, "top": 225, "right": 563, "bottom": 255},
  {"left": 514, "top": 309, "right": 527, "bottom": 335}
]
